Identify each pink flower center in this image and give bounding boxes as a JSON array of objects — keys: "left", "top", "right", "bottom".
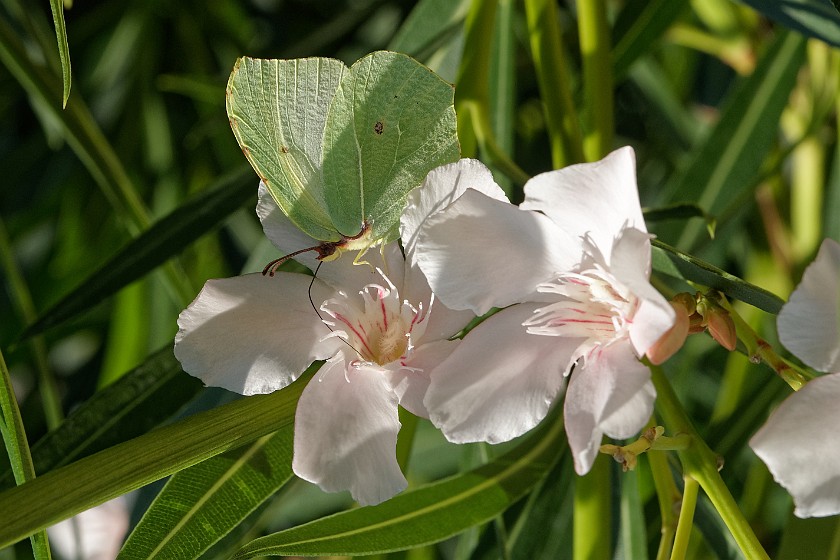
[
  {"left": 524, "top": 267, "right": 638, "bottom": 347},
  {"left": 320, "top": 271, "right": 430, "bottom": 367}
]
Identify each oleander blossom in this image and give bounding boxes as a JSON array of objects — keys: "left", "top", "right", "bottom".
[
  {"left": 174, "top": 183, "right": 470, "bottom": 506},
  {"left": 407, "top": 147, "right": 675, "bottom": 474},
  {"left": 749, "top": 238, "right": 840, "bottom": 518}
]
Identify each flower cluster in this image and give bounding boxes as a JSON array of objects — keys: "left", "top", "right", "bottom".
[
  {"left": 750, "top": 238, "right": 840, "bottom": 518},
  {"left": 175, "top": 146, "right": 723, "bottom": 504}
]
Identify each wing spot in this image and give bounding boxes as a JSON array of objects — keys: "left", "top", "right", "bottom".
[{"left": 374, "top": 121, "right": 384, "bottom": 135}]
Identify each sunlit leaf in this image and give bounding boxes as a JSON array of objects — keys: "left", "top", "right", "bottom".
[
  {"left": 0, "top": 370, "right": 312, "bottom": 549},
  {"left": 663, "top": 30, "right": 806, "bottom": 250},
  {"left": 0, "top": 348, "right": 202, "bottom": 491},
  {"left": 0, "top": 349, "right": 52, "bottom": 558},
  {"left": 233, "top": 409, "right": 564, "bottom": 558},
  {"left": 118, "top": 428, "right": 294, "bottom": 560}
]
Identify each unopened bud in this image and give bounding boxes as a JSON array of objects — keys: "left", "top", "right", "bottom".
[
  {"left": 705, "top": 306, "right": 737, "bottom": 351},
  {"left": 647, "top": 300, "right": 690, "bottom": 365}
]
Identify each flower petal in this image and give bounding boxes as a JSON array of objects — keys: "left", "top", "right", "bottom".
[
  {"left": 424, "top": 304, "right": 574, "bottom": 444},
  {"left": 608, "top": 227, "right": 675, "bottom": 356},
  {"left": 777, "top": 238, "right": 840, "bottom": 372},
  {"left": 564, "top": 341, "right": 653, "bottom": 474},
  {"left": 521, "top": 147, "right": 646, "bottom": 256},
  {"left": 414, "top": 189, "right": 576, "bottom": 314},
  {"left": 750, "top": 373, "right": 840, "bottom": 517},
  {"left": 293, "top": 360, "right": 406, "bottom": 506},
  {"left": 174, "top": 273, "right": 339, "bottom": 395},
  {"left": 401, "top": 258, "right": 474, "bottom": 343},
  {"left": 401, "top": 158, "right": 508, "bottom": 262},
  {"left": 387, "top": 339, "right": 460, "bottom": 418},
  {"left": 47, "top": 496, "right": 129, "bottom": 560}
]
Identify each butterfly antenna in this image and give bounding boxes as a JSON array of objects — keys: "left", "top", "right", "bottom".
[
  {"left": 263, "top": 246, "right": 319, "bottom": 277},
  {"left": 308, "top": 261, "right": 364, "bottom": 360}
]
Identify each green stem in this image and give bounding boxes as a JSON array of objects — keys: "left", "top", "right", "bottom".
[
  {"left": 717, "top": 296, "right": 811, "bottom": 389},
  {"left": 650, "top": 450, "right": 679, "bottom": 560},
  {"left": 574, "top": 454, "right": 611, "bottom": 560},
  {"left": 577, "top": 0, "right": 613, "bottom": 161},
  {"left": 650, "top": 364, "right": 769, "bottom": 560},
  {"left": 456, "top": 0, "right": 529, "bottom": 185},
  {"left": 0, "top": 347, "right": 53, "bottom": 558},
  {"left": 524, "top": 0, "right": 584, "bottom": 167},
  {"left": 670, "top": 476, "right": 698, "bottom": 560}
]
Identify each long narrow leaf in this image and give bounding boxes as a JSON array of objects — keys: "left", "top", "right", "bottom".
[
  {"left": 612, "top": 0, "right": 689, "bottom": 80},
  {"left": 21, "top": 167, "right": 254, "bottom": 339},
  {"left": 0, "top": 369, "right": 313, "bottom": 549},
  {"left": 233, "top": 408, "right": 565, "bottom": 558},
  {"left": 737, "top": 0, "right": 840, "bottom": 47},
  {"left": 651, "top": 240, "right": 784, "bottom": 314},
  {"left": 0, "top": 349, "right": 52, "bottom": 558},
  {"left": 48, "top": 0, "right": 71, "bottom": 106},
  {"left": 663, "top": 30, "right": 805, "bottom": 250},
  {"left": 118, "top": 428, "right": 294, "bottom": 559},
  {"left": 0, "top": 347, "right": 202, "bottom": 490}
]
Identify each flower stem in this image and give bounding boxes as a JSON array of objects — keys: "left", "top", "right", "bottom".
[
  {"left": 574, "top": 454, "right": 611, "bottom": 560},
  {"left": 649, "top": 428, "right": 680, "bottom": 560},
  {"left": 650, "top": 364, "right": 769, "bottom": 560},
  {"left": 577, "top": 0, "right": 613, "bottom": 161},
  {"left": 716, "top": 295, "right": 812, "bottom": 389},
  {"left": 670, "top": 475, "right": 698, "bottom": 560},
  {"left": 524, "top": 0, "right": 584, "bottom": 167},
  {"left": 456, "top": 0, "right": 529, "bottom": 185}
]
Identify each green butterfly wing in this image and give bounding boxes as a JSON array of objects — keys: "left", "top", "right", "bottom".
[
  {"left": 226, "top": 52, "right": 459, "bottom": 247},
  {"left": 322, "top": 51, "right": 460, "bottom": 241},
  {"left": 226, "top": 56, "right": 346, "bottom": 242}
]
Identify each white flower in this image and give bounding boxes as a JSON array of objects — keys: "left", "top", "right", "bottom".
[
  {"left": 749, "top": 238, "right": 840, "bottom": 518},
  {"left": 174, "top": 184, "right": 468, "bottom": 506},
  {"left": 406, "top": 148, "right": 675, "bottom": 474}
]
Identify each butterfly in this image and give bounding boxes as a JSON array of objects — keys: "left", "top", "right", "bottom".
[{"left": 226, "top": 50, "right": 460, "bottom": 267}]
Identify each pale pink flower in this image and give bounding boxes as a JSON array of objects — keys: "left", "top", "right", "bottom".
[
  {"left": 406, "top": 148, "right": 675, "bottom": 474},
  {"left": 174, "top": 184, "right": 468, "bottom": 505},
  {"left": 750, "top": 238, "right": 840, "bottom": 518}
]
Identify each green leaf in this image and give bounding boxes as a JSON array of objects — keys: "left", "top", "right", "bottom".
[
  {"left": 0, "top": 347, "right": 202, "bottom": 490},
  {"left": 736, "top": 0, "right": 840, "bottom": 48},
  {"left": 227, "top": 51, "right": 459, "bottom": 245},
  {"left": 643, "top": 202, "right": 716, "bottom": 238},
  {"left": 507, "top": 456, "right": 573, "bottom": 560},
  {"left": 118, "top": 428, "right": 294, "bottom": 559},
  {"left": 48, "top": 0, "right": 71, "bottom": 107},
  {"left": 612, "top": 0, "right": 689, "bottom": 80},
  {"left": 388, "top": 0, "right": 470, "bottom": 67},
  {"left": 651, "top": 239, "right": 784, "bottom": 314},
  {"left": 232, "top": 409, "right": 565, "bottom": 558},
  {"left": 0, "top": 349, "right": 52, "bottom": 559},
  {"left": 21, "top": 167, "right": 254, "bottom": 339},
  {"left": 0, "top": 369, "right": 312, "bottom": 549},
  {"left": 663, "top": 30, "right": 806, "bottom": 250}
]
